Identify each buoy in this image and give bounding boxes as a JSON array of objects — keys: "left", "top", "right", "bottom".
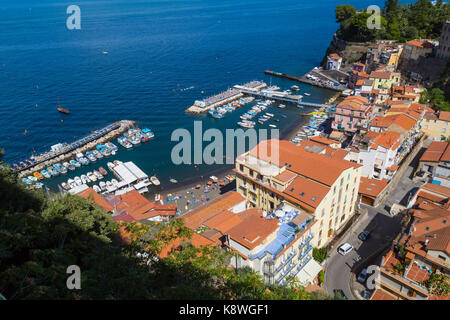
[
  {"left": 35, "top": 104, "right": 38, "bottom": 108},
  {"left": 201, "top": 91, "right": 204, "bottom": 94}
]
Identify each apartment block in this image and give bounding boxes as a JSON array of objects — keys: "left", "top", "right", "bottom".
[{"left": 234, "top": 139, "right": 362, "bottom": 248}]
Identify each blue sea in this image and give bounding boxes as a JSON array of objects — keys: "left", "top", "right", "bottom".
[{"left": 0, "top": 0, "right": 385, "bottom": 191}]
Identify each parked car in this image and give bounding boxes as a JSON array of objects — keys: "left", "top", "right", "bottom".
[
  {"left": 338, "top": 243, "right": 354, "bottom": 256},
  {"left": 333, "top": 289, "right": 348, "bottom": 300},
  {"left": 358, "top": 230, "right": 371, "bottom": 241},
  {"left": 357, "top": 268, "right": 368, "bottom": 283},
  {"left": 362, "top": 290, "right": 372, "bottom": 299}
]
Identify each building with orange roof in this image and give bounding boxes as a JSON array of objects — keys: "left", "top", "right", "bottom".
[
  {"left": 326, "top": 53, "right": 342, "bottom": 71},
  {"left": 115, "top": 189, "right": 177, "bottom": 222},
  {"left": 402, "top": 39, "right": 435, "bottom": 61},
  {"left": 332, "top": 95, "right": 372, "bottom": 133},
  {"left": 417, "top": 142, "right": 450, "bottom": 188},
  {"left": 77, "top": 187, "right": 114, "bottom": 212},
  {"left": 358, "top": 177, "right": 389, "bottom": 206},
  {"left": 374, "top": 187, "right": 450, "bottom": 300},
  {"left": 225, "top": 202, "right": 322, "bottom": 286},
  {"left": 420, "top": 110, "right": 450, "bottom": 139},
  {"left": 234, "top": 139, "right": 362, "bottom": 248}
]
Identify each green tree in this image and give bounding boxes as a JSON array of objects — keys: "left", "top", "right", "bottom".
[{"left": 335, "top": 4, "right": 356, "bottom": 23}]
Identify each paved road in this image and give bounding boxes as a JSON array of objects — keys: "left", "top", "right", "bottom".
[{"left": 324, "top": 142, "right": 428, "bottom": 300}]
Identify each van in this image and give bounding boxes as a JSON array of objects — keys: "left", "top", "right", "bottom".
[{"left": 338, "top": 243, "right": 353, "bottom": 256}]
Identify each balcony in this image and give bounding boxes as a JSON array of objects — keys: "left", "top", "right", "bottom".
[
  {"left": 298, "top": 234, "right": 313, "bottom": 250},
  {"left": 281, "top": 255, "right": 312, "bottom": 286},
  {"left": 276, "top": 250, "right": 297, "bottom": 273},
  {"left": 298, "top": 244, "right": 313, "bottom": 260},
  {"left": 276, "top": 262, "right": 297, "bottom": 284}
]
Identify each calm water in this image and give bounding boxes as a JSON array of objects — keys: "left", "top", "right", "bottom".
[{"left": 0, "top": 0, "right": 384, "bottom": 190}]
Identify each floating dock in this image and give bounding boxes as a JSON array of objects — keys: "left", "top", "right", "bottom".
[{"left": 12, "top": 120, "right": 136, "bottom": 178}]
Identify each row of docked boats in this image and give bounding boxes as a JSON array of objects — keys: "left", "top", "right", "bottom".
[
  {"left": 208, "top": 97, "right": 255, "bottom": 119},
  {"left": 117, "top": 128, "right": 154, "bottom": 149},
  {"left": 238, "top": 100, "right": 275, "bottom": 128},
  {"left": 21, "top": 142, "right": 119, "bottom": 186},
  {"left": 60, "top": 166, "right": 109, "bottom": 190},
  {"left": 289, "top": 106, "right": 333, "bottom": 145}
]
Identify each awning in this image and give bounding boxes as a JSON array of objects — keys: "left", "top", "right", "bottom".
[{"left": 296, "top": 259, "right": 323, "bottom": 285}]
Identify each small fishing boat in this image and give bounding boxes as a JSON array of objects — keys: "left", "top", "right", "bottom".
[
  {"left": 169, "top": 178, "right": 178, "bottom": 184},
  {"left": 98, "top": 167, "right": 107, "bottom": 176},
  {"left": 87, "top": 172, "right": 97, "bottom": 182},
  {"left": 61, "top": 182, "right": 70, "bottom": 190},
  {"left": 141, "top": 137, "right": 149, "bottom": 143},
  {"left": 81, "top": 175, "right": 89, "bottom": 184},
  {"left": 291, "top": 85, "right": 300, "bottom": 91},
  {"left": 68, "top": 179, "right": 77, "bottom": 189},
  {"left": 265, "top": 112, "right": 274, "bottom": 117},
  {"left": 304, "top": 93, "right": 311, "bottom": 96},
  {"left": 106, "top": 181, "right": 113, "bottom": 189},
  {"left": 99, "top": 181, "right": 107, "bottom": 191},
  {"left": 41, "top": 169, "right": 51, "bottom": 179},
  {"left": 48, "top": 166, "right": 59, "bottom": 176},
  {"left": 62, "top": 162, "right": 71, "bottom": 169},
  {"left": 22, "top": 177, "right": 32, "bottom": 184},
  {"left": 269, "top": 124, "right": 277, "bottom": 128},
  {"left": 33, "top": 172, "right": 44, "bottom": 180},
  {"left": 93, "top": 170, "right": 103, "bottom": 180},
  {"left": 70, "top": 159, "right": 81, "bottom": 168},
  {"left": 150, "top": 176, "right": 160, "bottom": 186},
  {"left": 93, "top": 185, "right": 101, "bottom": 193},
  {"left": 93, "top": 150, "right": 103, "bottom": 159}
]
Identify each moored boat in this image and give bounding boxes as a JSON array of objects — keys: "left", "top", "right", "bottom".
[
  {"left": 150, "top": 176, "right": 160, "bottom": 186},
  {"left": 99, "top": 167, "right": 107, "bottom": 176}
]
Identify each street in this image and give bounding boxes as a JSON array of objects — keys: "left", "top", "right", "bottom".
[{"left": 324, "top": 141, "right": 428, "bottom": 300}]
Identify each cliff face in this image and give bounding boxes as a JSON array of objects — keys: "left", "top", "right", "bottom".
[{"left": 320, "top": 34, "right": 368, "bottom": 72}]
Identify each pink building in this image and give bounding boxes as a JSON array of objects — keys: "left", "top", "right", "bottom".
[{"left": 332, "top": 96, "right": 372, "bottom": 134}]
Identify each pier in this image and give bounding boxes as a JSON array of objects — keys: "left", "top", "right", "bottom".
[
  {"left": 12, "top": 120, "right": 136, "bottom": 178},
  {"left": 186, "top": 81, "right": 267, "bottom": 114},
  {"left": 264, "top": 69, "right": 347, "bottom": 92}
]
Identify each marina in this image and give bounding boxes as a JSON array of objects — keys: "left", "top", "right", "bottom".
[{"left": 12, "top": 122, "right": 158, "bottom": 185}]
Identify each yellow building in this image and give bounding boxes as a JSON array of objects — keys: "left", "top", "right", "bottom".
[
  {"left": 420, "top": 111, "right": 450, "bottom": 139},
  {"left": 402, "top": 39, "right": 434, "bottom": 61},
  {"left": 234, "top": 139, "right": 362, "bottom": 248},
  {"left": 370, "top": 71, "right": 401, "bottom": 91}
]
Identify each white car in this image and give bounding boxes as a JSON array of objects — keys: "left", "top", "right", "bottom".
[{"left": 338, "top": 243, "right": 354, "bottom": 256}]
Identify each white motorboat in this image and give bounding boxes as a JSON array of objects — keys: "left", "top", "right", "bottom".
[
  {"left": 94, "top": 170, "right": 103, "bottom": 180},
  {"left": 150, "top": 176, "right": 160, "bottom": 186},
  {"left": 106, "top": 181, "right": 113, "bottom": 188},
  {"left": 99, "top": 181, "right": 107, "bottom": 191},
  {"left": 80, "top": 175, "right": 89, "bottom": 184},
  {"left": 111, "top": 179, "right": 119, "bottom": 186},
  {"left": 107, "top": 162, "right": 115, "bottom": 170},
  {"left": 61, "top": 182, "right": 70, "bottom": 190},
  {"left": 87, "top": 172, "right": 97, "bottom": 182},
  {"left": 67, "top": 179, "right": 76, "bottom": 189},
  {"left": 93, "top": 185, "right": 101, "bottom": 193},
  {"left": 269, "top": 124, "right": 277, "bottom": 128},
  {"left": 74, "top": 176, "right": 82, "bottom": 186}
]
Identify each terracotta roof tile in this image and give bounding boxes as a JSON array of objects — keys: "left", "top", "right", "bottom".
[
  {"left": 77, "top": 187, "right": 114, "bottom": 212},
  {"left": 359, "top": 177, "right": 389, "bottom": 198}
]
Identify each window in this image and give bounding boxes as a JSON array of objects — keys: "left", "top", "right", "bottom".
[{"left": 240, "top": 164, "right": 244, "bottom": 172}]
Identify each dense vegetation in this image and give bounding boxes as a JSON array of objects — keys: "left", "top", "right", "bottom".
[
  {"left": 335, "top": 0, "right": 450, "bottom": 43},
  {"left": 0, "top": 151, "right": 331, "bottom": 300}
]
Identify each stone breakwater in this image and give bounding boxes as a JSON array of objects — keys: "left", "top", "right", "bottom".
[{"left": 16, "top": 120, "right": 136, "bottom": 179}]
